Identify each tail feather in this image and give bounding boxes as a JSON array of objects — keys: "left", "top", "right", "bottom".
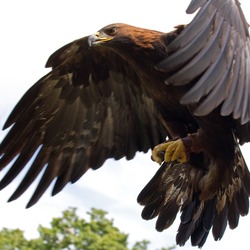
[
  {"left": 212, "top": 205, "right": 228, "bottom": 240},
  {"left": 156, "top": 199, "right": 179, "bottom": 231},
  {"left": 190, "top": 223, "right": 209, "bottom": 247},
  {"left": 137, "top": 145, "right": 250, "bottom": 247},
  {"left": 228, "top": 197, "right": 239, "bottom": 229}
]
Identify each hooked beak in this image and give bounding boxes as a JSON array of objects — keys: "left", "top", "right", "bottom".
[{"left": 88, "top": 32, "right": 113, "bottom": 46}]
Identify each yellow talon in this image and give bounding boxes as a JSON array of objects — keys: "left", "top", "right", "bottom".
[{"left": 152, "top": 139, "right": 188, "bottom": 164}]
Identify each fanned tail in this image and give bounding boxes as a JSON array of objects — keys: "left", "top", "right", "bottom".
[{"left": 137, "top": 146, "right": 250, "bottom": 248}]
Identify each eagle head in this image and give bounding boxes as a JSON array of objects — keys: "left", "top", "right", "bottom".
[{"left": 88, "top": 23, "right": 123, "bottom": 46}]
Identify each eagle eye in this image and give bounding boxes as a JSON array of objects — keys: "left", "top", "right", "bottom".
[{"left": 105, "top": 27, "right": 117, "bottom": 36}]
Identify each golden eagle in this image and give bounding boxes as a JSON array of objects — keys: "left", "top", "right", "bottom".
[{"left": 0, "top": 0, "right": 250, "bottom": 248}]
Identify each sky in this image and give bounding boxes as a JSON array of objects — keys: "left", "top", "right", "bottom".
[{"left": 0, "top": 0, "right": 250, "bottom": 249}]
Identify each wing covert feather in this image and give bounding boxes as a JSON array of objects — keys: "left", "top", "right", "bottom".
[{"left": 0, "top": 36, "right": 167, "bottom": 207}]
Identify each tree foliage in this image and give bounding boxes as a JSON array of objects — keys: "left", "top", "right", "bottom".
[{"left": 0, "top": 207, "right": 175, "bottom": 250}]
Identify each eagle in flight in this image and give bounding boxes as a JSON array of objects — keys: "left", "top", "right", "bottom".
[{"left": 0, "top": 0, "right": 250, "bottom": 248}]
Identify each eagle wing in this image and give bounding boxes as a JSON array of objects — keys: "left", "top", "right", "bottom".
[
  {"left": 0, "top": 37, "right": 167, "bottom": 207},
  {"left": 157, "top": 0, "right": 250, "bottom": 124}
]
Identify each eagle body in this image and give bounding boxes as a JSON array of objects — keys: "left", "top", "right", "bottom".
[
  {"left": 96, "top": 24, "right": 197, "bottom": 135},
  {"left": 1, "top": 0, "right": 250, "bottom": 248},
  {"left": 97, "top": 24, "right": 245, "bottom": 197}
]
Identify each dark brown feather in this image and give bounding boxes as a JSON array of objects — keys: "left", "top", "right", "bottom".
[
  {"left": 0, "top": 0, "right": 250, "bottom": 248},
  {"left": 138, "top": 143, "right": 250, "bottom": 248},
  {"left": 0, "top": 31, "right": 168, "bottom": 207}
]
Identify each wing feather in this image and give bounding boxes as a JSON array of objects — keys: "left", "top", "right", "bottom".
[
  {"left": 0, "top": 36, "right": 167, "bottom": 206},
  {"left": 158, "top": 0, "right": 250, "bottom": 124}
]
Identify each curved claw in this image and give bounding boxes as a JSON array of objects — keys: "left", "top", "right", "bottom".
[{"left": 152, "top": 139, "right": 189, "bottom": 164}]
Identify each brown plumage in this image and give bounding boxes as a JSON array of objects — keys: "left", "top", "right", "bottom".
[{"left": 0, "top": 0, "right": 250, "bottom": 248}]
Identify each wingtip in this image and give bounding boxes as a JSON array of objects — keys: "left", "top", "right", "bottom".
[
  {"left": 7, "top": 194, "right": 17, "bottom": 204},
  {"left": 2, "top": 119, "right": 13, "bottom": 130},
  {"left": 186, "top": 0, "right": 207, "bottom": 14},
  {"left": 25, "top": 198, "right": 37, "bottom": 209}
]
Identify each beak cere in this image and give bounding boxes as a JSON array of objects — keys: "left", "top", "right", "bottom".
[{"left": 88, "top": 32, "right": 113, "bottom": 46}]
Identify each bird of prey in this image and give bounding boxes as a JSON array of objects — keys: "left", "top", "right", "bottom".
[{"left": 0, "top": 0, "right": 250, "bottom": 248}]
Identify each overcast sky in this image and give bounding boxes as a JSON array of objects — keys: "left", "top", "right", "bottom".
[{"left": 0, "top": 1, "right": 250, "bottom": 250}]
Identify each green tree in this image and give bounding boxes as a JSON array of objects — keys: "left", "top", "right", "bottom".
[{"left": 0, "top": 207, "right": 175, "bottom": 250}]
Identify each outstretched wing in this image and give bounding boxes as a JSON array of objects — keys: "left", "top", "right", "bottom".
[
  {"left": 0, "top": 36, "right": 167, "bottom": 207},
  {"left": 157, "top": 0, "right": 250, "bottom": 124}
]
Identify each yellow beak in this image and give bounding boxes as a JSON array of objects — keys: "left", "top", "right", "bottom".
[{"left": 88, "top": 32, "right": 113, "bottom": 46}]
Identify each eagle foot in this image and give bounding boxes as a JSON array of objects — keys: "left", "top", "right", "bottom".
[{"left": 152, "top": 139, "right": 189, "bottom": 164}]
